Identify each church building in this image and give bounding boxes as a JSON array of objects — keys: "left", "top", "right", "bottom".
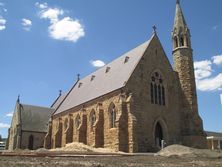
[
  {"left": 7, "top": 97, "right": 54, "bottom": 150},
  {"left": 44, "top": 0, "right": 207, "bottom": 152}
]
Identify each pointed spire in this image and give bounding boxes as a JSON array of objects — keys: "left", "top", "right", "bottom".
[{"left": 173, "top": 0, "right": 187, "bottom": 32}]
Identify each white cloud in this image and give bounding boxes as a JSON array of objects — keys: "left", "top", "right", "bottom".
[
  {"left": 22, "top": 18, "right": 32, "bottom": 26},
  {"left": 196, "top": 73, "right": 222, "bottom": 91},
  {"left": 0, "top": 18, "right": 6, "bottom": 30},
  {"left": 49, "top": 17, "right": 85, "bottom": 42},
  {"left": 22, "top": 18, "right": 32, "bottom": 31},
  {"left": 0, "top": 123, "right": 10, "bottom": 128},
  {"left": 212, "top": 55, "right": 222, "bottom": 66},
  {"left": 36, "top": 3, "right": 85, "bottom": 42},
  {"left": 194, "top": 60, "right": 212, "bottom": 80},
  {"left": 0, "top": 2, "right": 4, "bottom": 7},
  {"left": 6, "top": 112, "right": 13, "bottom": 117},
  {"left": 35, "top": 2, "right": 48, "bottom": 9},
  {"left": 90, "top": 60, "right": 106, "bottom": 68},
  {"left": 40, "top": 8, "right": 64, "bottom": 23}
]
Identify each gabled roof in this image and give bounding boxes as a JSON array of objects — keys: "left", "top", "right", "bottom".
[
  {"left": 54, "top": 34, "right": 155, "bottom": 115},
  {"left": 20, "top": 104, "right": 54, "bottom": 132}
]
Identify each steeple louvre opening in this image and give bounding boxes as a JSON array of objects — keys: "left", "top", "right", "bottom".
[
  {"left": 172, "top": 0, "right": 191, "bottom": 50},
  {"left": 179, "top": 36, "right": 184, "bottom": 47},
  {"left": 174, "top": 37, "right": 178, "bottom": 48}
]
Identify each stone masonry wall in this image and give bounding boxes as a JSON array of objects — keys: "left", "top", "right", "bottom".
[
  {"left": 21, "top": 131, "right": 46, "bottom": 150},
  {"left": 51, "top": 90, "right": 133, "bottom": 152},
  {"left": 125, "top": 34, "right": 183, "bottom": 152}
]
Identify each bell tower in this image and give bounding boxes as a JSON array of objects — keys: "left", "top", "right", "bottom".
[
  {"left": 172, "top": 0, "right": 196, "bottom": 112},
  {"left": 172, "top": 0, "right": 207, "bottom": 148}
]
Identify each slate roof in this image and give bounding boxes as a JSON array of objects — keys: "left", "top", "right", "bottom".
[
  {"left": 51, "top": 93, "right": 67, "bottom": 109},
  {"left": 20, "top": 104, "right": 54, "bottom": 132},
  {"left": 54, "top": 34, "right": 154, "bottom": 115}
]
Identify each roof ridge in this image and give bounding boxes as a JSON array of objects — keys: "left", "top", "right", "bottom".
[
  {"left": 52, "top": 79, "right": 80, "bottom": 115},
  {"left": 20, "top": 103, "right": 53, "bottom": 110}
]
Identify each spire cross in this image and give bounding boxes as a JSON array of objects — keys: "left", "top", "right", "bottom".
[
  {"left": 17, "top": 94, "right": 20, "bottom": 103},
  {"left": 59, "top": 90, "right": 62, "bottom": 96},
  {"left": 152, "top": 25, "right": 157, "bottom": 34},
  {"left": 176, "top": 0, "right": 180, "bottom": 4}
]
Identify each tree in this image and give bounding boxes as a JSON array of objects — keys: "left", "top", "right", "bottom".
[{"left": 0, "top": 135, "right": 2, "bottom": 141}]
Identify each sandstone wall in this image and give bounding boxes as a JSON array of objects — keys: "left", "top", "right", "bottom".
[
  {"left": 21, "top": 131, "right": 46, "bottom": 150},
  {"left": 126, "top": 35, "right": 183, "bottom": 152},
  {"left": 51, "top": 90, "right": 133, "bottom": 152}
]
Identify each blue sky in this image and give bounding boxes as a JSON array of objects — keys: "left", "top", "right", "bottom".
[{"left": 0, "top": 0, "right": 222, "bottom": 138}]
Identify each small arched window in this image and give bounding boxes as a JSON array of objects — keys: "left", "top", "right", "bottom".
[
  {"left": 180, "top": 36, "right": 184, "bottom": 46},
  {"left": 150, "top": 71, "right": 166, "bottom": 106},
  {"left": 64, "top": 118, "right": 69, "bottom": 131},
  {"left": 90, "top": 110, "right": 96, "bottom": 131},
  {"left": 75, "top": 114, "right": 81, "bottom": 129},
  {"left": 186, "top": 36, "right": 189, "bottom": 47},
  {"left": 28, "top": 135, "right": 34, "bottom": 150},
  {"left": 151, "top": 83, "right": 154, "bottom": 104},
  {"left": 174, "top": 37, "right": 178, "bottom": 48},
  {"left": 109, "top": 103, "right": 116, "bottom": 128}
]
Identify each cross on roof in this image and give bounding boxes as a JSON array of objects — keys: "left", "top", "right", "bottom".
[
  {"left": 152, "top": 25, "right": 157, "bottom": 34},
  {"left": 77, "top": 74, "right": 80, "bottom": 81},
  {"left": 17, "top": 94, "right": 20, "bottom": 103}
]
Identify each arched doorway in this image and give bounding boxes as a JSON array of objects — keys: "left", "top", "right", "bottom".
[
  {"left": 155, "top": 122, "right": 163, "bottom": 148},
  {"left": 28, "top": 135, "right": 34, "bottom": 150}
]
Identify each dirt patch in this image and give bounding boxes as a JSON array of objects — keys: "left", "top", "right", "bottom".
[
  {"left": 50, "top": 142, "right": 123, "bottom": 154},
  {"left": 156, "top": 144, "right": 222, "bottom": 158},
  {"left": 0, "top": 154, "right": 222, "bottom": 167}
]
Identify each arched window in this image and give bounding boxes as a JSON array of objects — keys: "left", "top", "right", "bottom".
[
  {"left": 28, "top": 135, "right": 34, "bottom": 150},
  {"left": 150, "top": 83, "right": 154, "bottom": 104},
  {"left": 150, "top": 71, "right": 166, "bottom": 106},
  {"left": 154, "top": 84, "right": 158, "bottom": 104},
  {"left": 90, "top": 110, "right": 96, "bottom": 131},
  {"left": 64, "top": 118, "right": 69, "bottom": 131},
  {"left": 162, "top": 86, "right": 165, "bottom": 105},
  {"left": 75, "top": 114, "right": 81, "bottom": 129},
  {"left": 174, "top": 37, "right": 178, "bottom": 48},
  {"left": 186, "top": 36, "right": 189, "bottom": 47},
  {"left": 180, "top": 36, "right": 184, "bottom": 46},
  {"left": 109, "top": 103, "right": 116, "bottom": 128}
]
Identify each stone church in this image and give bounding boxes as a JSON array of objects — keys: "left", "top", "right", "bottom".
[
  {"left": 42, "top": 0, "right": 207, "bottom": 152},
  {"left": 7, "top": 97, "right": 54, "bottom": 150}
]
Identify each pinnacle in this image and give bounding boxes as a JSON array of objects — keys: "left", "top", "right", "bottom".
[{"left": 173, "top": 0, "right": 187, "bottom": 31}]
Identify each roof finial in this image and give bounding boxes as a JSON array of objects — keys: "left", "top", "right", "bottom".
[
  {"left": 77, "top": 74, "right": 80, "bottom": 81},
  {"left": 59, "top": 90, "right": 62, "bottom": 96},
  {"left": 152, "top": 25, "right": 157, "bottom": 34},
  {"left": 17, "top": 94, "right": 20, "bottom": 103},
  {"left": 176, "top": 0, "right": 180, "bottom": 4}
]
